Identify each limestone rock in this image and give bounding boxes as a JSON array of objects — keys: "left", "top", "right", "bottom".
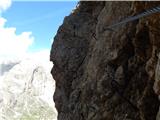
[{"left": 50, "top": 1, "right": 160, "bottom": 120}]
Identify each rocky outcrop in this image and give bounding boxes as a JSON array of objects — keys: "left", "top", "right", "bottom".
[
  {"left": 50, "top": 1, "right": 160, "bottom": 120},
  {"left": 0, "top": 59, "right": 57, "bottom": 120},
  {"left": 154, "top": 53, "right": 160, "bottom": 120}
]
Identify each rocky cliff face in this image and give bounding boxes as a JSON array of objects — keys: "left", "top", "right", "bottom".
[{"left": 50, "top": 2, "right": 160, "bottom": 120}]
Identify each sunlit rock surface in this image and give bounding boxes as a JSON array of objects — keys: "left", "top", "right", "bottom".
[
  {"left": 154, "top": 53, "right": 160, "bottom": 120},
  {"left": 0, "top": 59, "right": 57, "bottom": 120}
]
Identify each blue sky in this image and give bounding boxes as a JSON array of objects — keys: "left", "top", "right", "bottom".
[{"left": 2, "top": 1, "right": 78, "bottom": 52}]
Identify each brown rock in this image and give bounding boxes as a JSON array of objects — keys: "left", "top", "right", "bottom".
[{"left": 50, "top": 1, "right": 160, "bottom": 120}]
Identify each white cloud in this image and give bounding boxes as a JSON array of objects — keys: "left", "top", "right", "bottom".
[
  {"left": 0, "top": 16, "right": 51, "bottom": 65},
  {"left": 0, "top": 0, "right": 51, "bottom": 65},
  {"left": 0, "top": 17, "right": 6, "bottom": 26},
  {"left": 25, "top": 49, "right": 52, "bottom": 69},
  {"left": 0, "top": 0, "right": 35, "bottom": 60},
  {"left": 0, "top": 17, "right": 34, "bottom": 59},
  {"left": 0, "top": 0, "right": 11, "bottom": 14}
]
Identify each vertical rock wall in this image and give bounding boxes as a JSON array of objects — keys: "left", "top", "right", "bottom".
[{"left": 50, "top": 1, "right": 160, "bottom": 120}]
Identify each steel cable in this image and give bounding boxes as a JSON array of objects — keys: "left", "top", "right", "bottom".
[{"left": 103, "top": 6, "right": 160, "bottom": 32}]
